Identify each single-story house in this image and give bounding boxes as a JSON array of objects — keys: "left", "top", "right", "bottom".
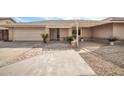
[{"left": 0, "top": 17, "right": 124, "bottom": 42}]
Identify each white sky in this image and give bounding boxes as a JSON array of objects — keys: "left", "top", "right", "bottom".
[{"left": 0, "top": 0, "right": 124, "bottom": 17}]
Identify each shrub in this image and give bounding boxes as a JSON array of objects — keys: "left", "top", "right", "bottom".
[
  {"left": 41, "top": 33, "right": 48, "bottom": 43},
  {"left": 80, "top": 37, "right": 84, "bottom": 41},
  {"left": 72, "top": 34, "right": 76, "bottom": 39},
  {"left": 66, "top": 36, "right": 74, "bottom": 44},
  {"left": 108, "top": 37, "right": 118, "bottom": 42}
]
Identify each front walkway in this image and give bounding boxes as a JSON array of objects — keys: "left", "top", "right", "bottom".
[{"left": 0, "top": 42, "right": 96, "bottom": 76}]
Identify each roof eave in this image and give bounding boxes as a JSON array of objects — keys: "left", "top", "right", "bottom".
[{"left": 0, "top": 25, "right": 46, "bottom": 28}]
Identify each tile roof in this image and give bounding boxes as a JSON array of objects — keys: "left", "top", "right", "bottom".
[
  {"left": 103, "top": 17, "right": 124, "bottom": 21},
  {"left": 13, "top": 20, "right": 110, "bottom": 27},
  {"left": 0, "top": 17, "right": 16, "bottom": 23},
  {"left": 0, "top": 17, "right": 124, "bottom": 28}
]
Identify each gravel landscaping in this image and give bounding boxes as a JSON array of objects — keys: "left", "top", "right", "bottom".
[
  {"left": 79, "top": 42, "right": 124, "bottom": 76},
  {"left": 93, "top": 45, "right": 124, "bottom": 68}
]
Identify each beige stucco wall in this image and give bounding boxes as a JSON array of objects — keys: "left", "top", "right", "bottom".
[
  {"left": 9, "top": 27, "right": 69, "bottom": 41},
  {"left": 113, "top": 23, "right": 124, "bottom": 40},
  {"left": 81, "top": 28, "right": 91, "bottom": 38},
  {"left": 6, "top": 23, "right": 124, "bottom": 41},
  {"left": 0, "top": 19, "right": 14, "bottom": 24},
  {"left": 92, "top": 24, "right": 113, "bottom": 39},
  {"left": 68, "top": 28, "right": 72, "bottom": 36},
  {"left": 45, "top": 27, "right": 50, "bottom": 41},
  {"left": 13, "top": 27, "right": 46, "bottom": 41},
  {"left": 8, "top": 28, "right": 13, "bottom": 41}
]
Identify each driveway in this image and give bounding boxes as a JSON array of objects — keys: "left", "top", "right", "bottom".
[
  {"left": 0, "top": 42, "right": 95, "bottom": 76},
  {"left": 0, "top": 41, "right": 40, "bottom": 67}
]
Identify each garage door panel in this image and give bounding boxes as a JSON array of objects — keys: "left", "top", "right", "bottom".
[{"left": 14, "top": 28, "right": 45, "bottom": 41}]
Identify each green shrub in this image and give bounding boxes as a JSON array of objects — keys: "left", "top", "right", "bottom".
[
  {"left": 80, "top": 37, "right": 84, "bottom": 41},
  {"left": 108, "top": 37, "right": 118, "bottom": 42},
  {"left": 41, "top": 33, "right": 48, "bottom": 43},
  {"left": 66, "top": 36, "right": 74, "bottom": 44},
  {"left": 72, "top": 34, "right": 76, "bottom": 39}
]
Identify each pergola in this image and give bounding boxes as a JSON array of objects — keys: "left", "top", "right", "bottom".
[
  {"left": 76, "top": 22, "right": 79, "bottom": 47},
  {"left": 0, "top": 27, "right": 8, "bottom": 30},
  {"left": 73, "top": 20, "right": 111, "bottom": 47}
]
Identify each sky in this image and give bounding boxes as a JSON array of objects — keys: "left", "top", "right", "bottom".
[{"left": 12, "top": 17, "right": 106, "bottom": 22}]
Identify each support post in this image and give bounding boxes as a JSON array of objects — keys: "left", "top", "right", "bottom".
[
  {"left": 76, "top": 22, "right": 79, "bottom": 47},
  {"left": 45, "top": 27, "right": 50, "bottom": 41},
  {"left": 12, "top": 28, "right": 14, "bottom": 41}
]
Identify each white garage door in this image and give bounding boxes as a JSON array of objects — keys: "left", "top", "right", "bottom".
[{"left": 14, "top": 28, "right": 45, "bottom": 41}]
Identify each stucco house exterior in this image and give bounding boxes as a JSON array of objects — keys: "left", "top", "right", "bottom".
[{"left": 0, "top": 17, "right": 124, "bottom": 42}]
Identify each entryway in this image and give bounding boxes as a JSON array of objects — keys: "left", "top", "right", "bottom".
[
  {"left": 50, "top": 28, "right": 60, "bottom": 41},
  {"left": 0, "top": 30, "right": 9, "bottom": 41}
]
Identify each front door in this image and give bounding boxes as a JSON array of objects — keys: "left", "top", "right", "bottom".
[
  {"left": 50, "top": 28, "right": 60, "bottom": 41},
  {"left": 0, "top": 30, "right": 9, "bottom": 41},
  {"left": 0, "top": 31, "right": 2, "bottom": 40}
]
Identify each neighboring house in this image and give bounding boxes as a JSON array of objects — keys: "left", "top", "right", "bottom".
[{"left": 0, "top": 17, "right": 124, "bottom": 42}]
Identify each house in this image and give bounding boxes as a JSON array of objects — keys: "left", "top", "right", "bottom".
[{"left": 0, "top": 17, "right": 124, "bottom": 42}]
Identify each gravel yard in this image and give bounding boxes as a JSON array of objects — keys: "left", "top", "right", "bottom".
[
  {"left": 79, "top": 42, "right": 124, "bottom": 76},
  {"left": 94, "top": 45, "right": 124, "bottom": 68}
]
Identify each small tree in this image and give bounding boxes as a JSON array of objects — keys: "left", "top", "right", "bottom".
[
  {"left": 108, "top": 37, "right": 118, "bottom": 42},
  {"left": 41, "top": 33, "right": 48, "bottom": 43},
  {"left": 66, "top": 36, "right": 74, "bottom": 44},
  {"left": 108, "top": 37, "right": 118, "bottom": 45}
]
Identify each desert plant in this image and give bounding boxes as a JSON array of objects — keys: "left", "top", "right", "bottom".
[
  {"left": 66, "top": 36, "right": 74, "bottom": 44},
  {"left": 41, "top": 33, "right": 48, "bottom": 43},
  {"left": 108, "top": 37, "right": 118, "bottom": 42},
  {"left": 108, "top": 37, "right": 118, "bottom": 45},
  {"left": 72, "top": 34, "right": 76, "bottom": 39},
  {"left": 80, "top": 37, "right": 84, "bottom": 42}
]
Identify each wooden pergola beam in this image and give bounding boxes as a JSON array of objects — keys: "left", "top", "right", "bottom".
[{"left": 76, "top": 22, "right": 79, "bottom": 48}]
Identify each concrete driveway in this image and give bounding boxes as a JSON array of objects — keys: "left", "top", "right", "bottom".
[
  {"left": 0, "top": 41, "right": 41, "bottom": 67},
  {"left": 0, "top": 42, "right": 96, "bottom": 76}
]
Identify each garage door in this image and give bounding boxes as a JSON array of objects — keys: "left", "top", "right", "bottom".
[{"left": 14, "top": 28, "right": 45, "bottom": 41}]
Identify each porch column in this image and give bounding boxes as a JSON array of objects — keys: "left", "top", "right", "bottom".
[
  {"left": 12, "top": 28, "right": 14, "bottom": 41},
  {"left": 45, "top": 27, "right": 50, "bottom": 41},
  {"left": 0, "top": 30, "right": 2, "bottom": 40},
  {"left": 68, "top": 28, "right": 72, "bottom": 36},
  {"left": 80, "top": 28, "right": 83, "bottom": 37},
  {"left": 76, "top": 22, "right": 79, "bottom": 47}
]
